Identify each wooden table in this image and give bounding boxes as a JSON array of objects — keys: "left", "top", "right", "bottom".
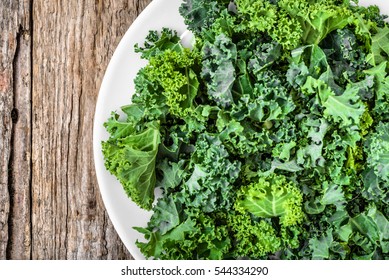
[{"left": 0, "top": 0, "right": 151, "bottom": 260}]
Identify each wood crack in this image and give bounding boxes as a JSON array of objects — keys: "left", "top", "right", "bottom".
[
  {"left": 101, "top": 213, "right": 108, "bottom": 259},
  {"left": 5, "top": 24, "right": 23, "bottom": 259},
  {"left": 65, "top": 86, "right": 72, "bottom": 259},
  {"left": 29, "top": 0, "right": 34, "bottom": 260}
]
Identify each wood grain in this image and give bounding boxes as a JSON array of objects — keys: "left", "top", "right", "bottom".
[
  {"left": 0, "top": 0, "right": 32, "bottom": 260},
  {"left": 0, "top": 0, "right": 151, "bottom": 260}
]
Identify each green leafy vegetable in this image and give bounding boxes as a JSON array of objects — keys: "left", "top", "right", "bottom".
[
  {"left": 102, "top": 119, "right": 160, "bottom": 210},
  {"left": 102, "top": 0, "right": 389, "bottom": 260},
  {"left": 201, "top": 34, "right": 237, "bottom": 107},
  {"left": 235, "top": 174, "right": 304, "bottom": 227},
  {"left": 367, "top": 26, "right": 389, "bottom": 66}
]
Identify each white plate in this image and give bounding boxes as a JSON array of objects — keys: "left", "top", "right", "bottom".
[{"left": 93, "top": 0, "right": 389, "bottom": 260}]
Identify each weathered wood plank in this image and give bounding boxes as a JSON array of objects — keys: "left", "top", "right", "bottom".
[
  {"left": 31, "top": 0, "right": 151, "bottom": 259},
  {"left": 0, "top": 0, "right": 32, "bottom": 260}
]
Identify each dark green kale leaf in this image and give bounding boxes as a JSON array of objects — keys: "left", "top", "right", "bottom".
[
  {"left": 179, "top": 0, "right": 227, "bottom": 36},
  {"left": 201, "top": 34, "right": 237, "bottom": 107}
]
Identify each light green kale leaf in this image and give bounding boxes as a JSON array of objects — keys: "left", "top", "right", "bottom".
[
  {"left": 235, "top": 174, "right": 304, "bottom": 227},
  {"left": 142, "top": 48, "right": 201, "bottom": 118},
  {"left": 102, "top": 121, "right": 160, "bottom": 210},
  {"left": 279, "top": 0, "right": 354, "bottom": 45},
  {"left": 235, "top": 0, "right": 302, "bottom": 50},
  {"left": 367, "top": 27, "right": 389, "bottom": 66},
  {"left": 306, "top": 77, "right": 365, "bottom": 127},
  {"left": 228, "top": 212, "right": 281, "bottom": 259},
  {"left": 134, "top": 28, "right": 183, "bottom": 59}
]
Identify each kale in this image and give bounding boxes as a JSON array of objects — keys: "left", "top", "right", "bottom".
[{"left": 102, "top": 0, "right": 389, "bottom": 259}]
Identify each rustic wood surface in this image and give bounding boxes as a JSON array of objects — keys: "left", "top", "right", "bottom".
[{"left": 0, "top": 0, "right": 151, "bottom": 260}]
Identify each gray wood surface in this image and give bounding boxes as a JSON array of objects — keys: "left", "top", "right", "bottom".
[{"left": 0, "top": 0, "right": 151, "bottom": 260}]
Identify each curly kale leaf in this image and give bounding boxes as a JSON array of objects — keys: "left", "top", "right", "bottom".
[
  {"left": 134, "top": 215, "right": 198, "bottom": 259},
  {"left": 365, "top": 122, "right": 389, "bottom": 184},
  {"left": 367, "top": 27, "right": 389, "bottom": 66},
  {"left": 148, "top": 195, "right": 181, "bottom": 235},
  {"left": 136, "top": 210, "right": 231, "bottom": 260},
  {"left": 216, "top": 109, "right": 275, "bottom": 157},
  {"left": 102, "top": 112, "right": 137, "bottom": 141},
  {"left": 332, "top": 207, "right": 389, "bottom": 259},
  {"left": 296, "top": 117, "right": 329, "bottom": 168},
  {"left": 157, "top": 159, "right": 187, "bottom": 192},
  {"left": 235, "top": 0, "right": 302, "bottom": 50},
  {"left": 321, "top": 85, "right": 365, "bottom": 127},
  {"left": 228, "top": 212, "right": 282, "bottom": 259},
  {"left": 308, "top": 228, "right": 334, "bottom": 260},
  {"left": 279, "top": 0, "right": 354, "bottom": 45},
  {"left": 351, "top": 3, "right": 389, "bottom": 31},
  {"left": 102, "top": 120, "right": 160, "bottom": 210},
  {"left": 235, "top": 174, "right": 304, "bottom": 227},
  {"left": 233, "top": 69, "right": 296, "bottom": 123},
  {"left": 179, "top": 0, "right": 231, "bottom": 36},
  {"left": 303, "top": 76, "right": 365, "bottom": 127},
  {"left": 365, "top": 62, "right": 389, "bottom": 121},
  {"left": 305, "top": 183, "right": 345, "bottom": 215},
  {"left": 235, "top": 0, "right": 278, "bottom": 33},
  {"left": 140, "top": 48, "right": 201, "bottom": 118},
  {"left": 201, "top": 34, "right": 237, "bottom": 107},
  {"left": 135, "top": 28, "right": 183, "bottom": 59},
  {"left": 178, "top": 134, "right": 241, "bottom": 213}
]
